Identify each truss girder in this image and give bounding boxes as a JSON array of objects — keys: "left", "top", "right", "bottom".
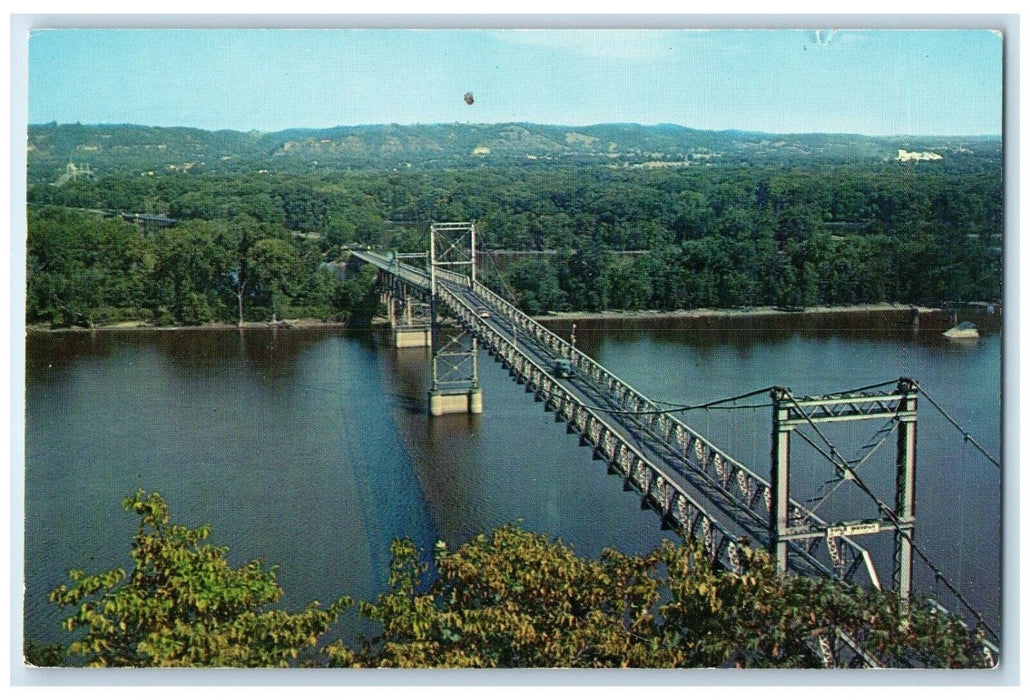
[
  {"left": 781, "top": 393, "right": 916, "bottom": 425},
  {"left": 350, "top": 247, "right": 997, "bottom": 663}
]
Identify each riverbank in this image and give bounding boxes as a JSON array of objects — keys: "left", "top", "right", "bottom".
[
  {"left": 24, "top": 303, "right": 950, "bottom": 332},
  {"left": 531, "top": 302, "right": 940, "bottom": 323},
  {"left": 24, "top": 318, "right": 353, "bottom": 333}
]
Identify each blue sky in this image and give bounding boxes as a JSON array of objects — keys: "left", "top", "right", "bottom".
[{"left": 27, "top": 28, "right": 1002, "bottom": 136}]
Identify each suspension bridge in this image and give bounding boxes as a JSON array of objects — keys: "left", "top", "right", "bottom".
[{"left": 350, "top": 222, "right": 1000, "bottom": 667}]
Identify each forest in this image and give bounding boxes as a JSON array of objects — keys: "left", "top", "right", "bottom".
[
  {"left": 25, "top": 123, "right": 1003, "bottom": 327},
  {"left": 25, "top": 206, "right": 379, "bottom": 327}
]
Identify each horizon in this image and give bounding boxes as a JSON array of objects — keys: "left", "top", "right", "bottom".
[
  {"left": 27, "top": 29, "right": 1003, "bottom": 138},
  {"left": 27, "top": 120, "right": 1003, "bottom": 140}
]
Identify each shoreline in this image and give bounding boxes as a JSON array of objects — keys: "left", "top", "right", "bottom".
[
  {"left": 24, "top": 319, "right": 354, "bottom": 333},
  {"left": 531, "top": 303, "right": 940, "bottom": 323},
  {"left": 24, "top": 303, "right": 944, "bottom": 333}
]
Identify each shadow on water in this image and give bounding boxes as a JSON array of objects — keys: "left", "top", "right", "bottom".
[
  {"left": 378, "top": 328, "right": 676, "bottom": 562},
  {"left": 23, "top": 327, "right": 440, "bottom": 647}
]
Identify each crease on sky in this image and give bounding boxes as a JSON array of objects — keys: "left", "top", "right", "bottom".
[{"left": 492, "top": 29, "right": 686, "bottom": 61}]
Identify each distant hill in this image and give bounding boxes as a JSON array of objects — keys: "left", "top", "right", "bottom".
[{"left": 26, "top": 122, "right": 1002, "bottom": 183}]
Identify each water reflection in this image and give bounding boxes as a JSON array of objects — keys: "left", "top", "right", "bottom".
[{"left": 540, "top": 308, "right": 1001, "bottom": 352}]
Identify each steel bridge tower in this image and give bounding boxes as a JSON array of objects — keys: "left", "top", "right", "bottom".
[
  {"left": 427, "top": 222, "right": 483, "bottom": 416},
  {"left": 386, "top": 252, "right": 432, "bottom": 348},
  {"left": 770, "top": 379, "right": 918, "bottom": 600}
]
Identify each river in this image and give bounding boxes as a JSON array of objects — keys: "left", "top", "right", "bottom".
[{"left": 23, "top": 308, "right": 1003, "bottom": 649}]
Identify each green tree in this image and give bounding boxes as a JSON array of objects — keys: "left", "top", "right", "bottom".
[
  {"left": 508, "top": 258, "right": 567, "bottom": 314},
  {"left": 40, "top": 495, "right": 992, "bottom": 669},
  {"left": 24, "top": 640, "right": 67, "bottom": 667},
  {"left": 47, "top": 490, "right": 351, "bottom": 667},
  {"left": 148, "top": 221, "right": 231, "bottom": 324},
  {"left": 332, "top": 527, "right": 992, "bottom": 669},
  {"left": 558, "top": 237, "right": 612, "bottom": 312},
  {"left": 26, "top": 207, "right": 152, "bottom": 327},
  {"left": 332, "top": 526, "right": 663, "bottom": 668},
  {"left": 247, "top": 237, "right": 303, "bottom": 321}
]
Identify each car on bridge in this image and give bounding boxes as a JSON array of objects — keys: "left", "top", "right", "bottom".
[
  {"left": 552, "top": 359, "right": 576, "bottom": 378},
  {"left": 476, "top": 306, "right": 491, "bottom": 319}
]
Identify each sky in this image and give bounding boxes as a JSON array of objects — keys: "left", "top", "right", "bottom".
[{"left": 26, "top": 27, "right": 1004, "bottom": 137}]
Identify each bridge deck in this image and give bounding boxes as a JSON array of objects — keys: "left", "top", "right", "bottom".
[
  {"left": 352, "top": 248, "right": 998, "bottom": 665},
  {"left": 353, "top": 249, "right": 874, "bottom": 584}
]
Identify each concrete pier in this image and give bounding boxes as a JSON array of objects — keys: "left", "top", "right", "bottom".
[
  {"left": 428, "top": 388, "right": 483, "bottom": 416},
  {"left": 392, "top": 326, "right": 431, "bottom": 348}
]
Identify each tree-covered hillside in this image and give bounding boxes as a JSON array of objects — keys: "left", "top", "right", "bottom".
[
  {"left": 27, "top": 122, "right": 1002, "bottom": 183},
  {"left": 25, "top": 122, "right": 1003, "bottom": 326}
]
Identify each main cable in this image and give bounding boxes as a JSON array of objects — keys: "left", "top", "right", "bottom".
[{"left": 913, "top": 381, "right": 1001, "bottom": 468}]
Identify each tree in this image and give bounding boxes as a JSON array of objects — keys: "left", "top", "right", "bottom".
[
  {"left": 216, "top": 218, "right": 266, "bottom": 327},
  {"left": 558, "top": 236, "right": 612, "bottom": 313},
  {"left": 26, "top": 207, "right": 152, "bottom": 327},
  {"left": 331, "top": 526, "right": 663, "bottom": 668},
  {"left": 332, "top": 527, "right": 993, "bottom": 669},
  {"left": 247, "top": 238, "right": 303, "bottom": 322},
  {"left": 214, "top": 222, "right": 307, "bottom": 325},
  {"left": 148, "top": 221, "right": 232, "bottom": 325},
  {"left": 40, "top": 495, "right": 992, "bottom": 669},
  {"left": 47, "top": 490, "right": 350, "bottom": 667},
  {"left": 508, "top": 258, "right": 566, "bottom": 314}
]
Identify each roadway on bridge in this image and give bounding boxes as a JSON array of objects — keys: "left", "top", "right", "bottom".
[
  {"left": 357, "top": 248, "right": 825, "bottom": 576},
  {"left": 441, "top": 277, "right": 778, "bottom": 551}
]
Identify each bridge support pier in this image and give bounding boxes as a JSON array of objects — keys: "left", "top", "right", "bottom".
[
  {"left": 426, "top": 222, "right": 482, "bottom": 417},
  {"left": 393, "top": 326, "right": 431, "bottom": 348},
  {"left": 388, "top": 296, "right": 431, "bottom": 348},
  {"left": 428, "top": 387, "right": 484, "bottom": 416}
]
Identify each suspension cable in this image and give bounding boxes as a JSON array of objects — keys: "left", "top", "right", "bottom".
[
  {"left": 913, "top": 381, "right": 1001, "bottom": 468},
  {"left": 565, "top": 385, "right": 779, "bottom": 417},
  {"left": 819, "top": 378, "right": 909, "bottom": 397},
  {"left": 477, "top": 248, "right": 525, "bottom": 307},
  {"left": 652, "top": 397, "right": 774, "bottom": 410}
]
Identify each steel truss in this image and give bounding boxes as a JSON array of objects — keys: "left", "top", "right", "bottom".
[
  {"left": 429, "top": 222, "right": 479, "bottom": 394},
  {"left": 770, "top": 379, "right": 918, "bottom": 599}
]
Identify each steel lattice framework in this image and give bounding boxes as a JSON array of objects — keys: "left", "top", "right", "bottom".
[
  {"left": 429, "top": 223, "right": 479, "bottom": 394},
  {"left": 770, "top": 381, "right": 918, "bottom": 599},
  {"left": 350, "top": 246, "right": 998, "bottom": 663}
]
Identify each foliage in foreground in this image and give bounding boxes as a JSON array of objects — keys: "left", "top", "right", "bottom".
[
  {"left": 331, "top": 527, "right": 992, "bottom": 669},
  {"left": 45, "top": 490, "right": 351, "bottom": 667},
  {"left": 37, "top": 491, "right": 992, "bottom": 669}
]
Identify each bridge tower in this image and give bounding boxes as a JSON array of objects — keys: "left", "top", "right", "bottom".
[
  {"left": 769, "top": 379, "right": 918, "bottom": 600},
  {"left": 387, "top": 253, "right": 432, "bottom": 348},
  {"left": 427, "top": 222, "right": 483, "bottom": 416}
]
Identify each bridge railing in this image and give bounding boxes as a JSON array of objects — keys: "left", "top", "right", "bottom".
[
  {"left": 469, "top": 278, "right": 877, "bottom": 586},
  {"left": 356, "top": 250, "right": 875, "bottom": 586},
  {"left": 434, "top": 283, "right": 746, "bottom": 562}
]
